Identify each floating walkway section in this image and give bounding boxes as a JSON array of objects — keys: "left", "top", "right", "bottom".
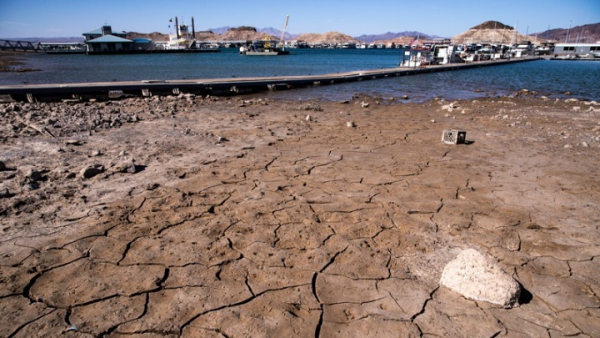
[{"left": 0, "top": 57, "right": 541, "bottom": 102}]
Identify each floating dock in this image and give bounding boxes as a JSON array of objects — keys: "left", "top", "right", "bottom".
[{"left": 0, "top": 57, "right": 541, "bottom": 102}]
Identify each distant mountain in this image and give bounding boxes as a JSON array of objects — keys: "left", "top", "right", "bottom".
[
  {"left": 1, "top": 37, "right": 84, "bottom": 43},
  {"left": 354, "top": 31, "right": 435, "bottom": 43},
  {"left": 531, "top": 23, "right": 600, "bottom": 43},
  {"left": 207, "top": 26, "right": 231, "bottom": 35},
  {"left": 258, "top": 27, "right": 298, "bottom": 40}
]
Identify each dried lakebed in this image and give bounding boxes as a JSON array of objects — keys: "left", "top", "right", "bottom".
[{"left": 1, "top": 93, "right": 600, "bottom": 337}]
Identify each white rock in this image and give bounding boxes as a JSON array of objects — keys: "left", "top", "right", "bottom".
[
  {"left": 116, "top": 160, "right": 137, "bottom": 173},
  {"left": 441, "top": 101, "right": 459, "bottom": 112},
  {"left": 440, "top": 249, "right": 521, "bottom": 308},
  {"left": 346, "top": 121, "right": 356, "bottom": 128}
]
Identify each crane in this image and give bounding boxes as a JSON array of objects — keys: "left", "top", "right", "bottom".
[{"left": 280, "top": 15, "right": 290, "bottom": 49}]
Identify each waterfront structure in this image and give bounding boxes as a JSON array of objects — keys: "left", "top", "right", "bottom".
[
  {"left": 552, "top": 43, "right": 600, "bottom": 58},
  {"left": 82, "top": 22, "right": 218, "bottom": 54},
  {"left": 85, "top": 34, "right": 135, "bottom": 53},
  {"left": 83, "top": 25, "right": 127, "bottom": 41},
  {"left": 83, "top": 25, "right": 140, "bottom": 54}
]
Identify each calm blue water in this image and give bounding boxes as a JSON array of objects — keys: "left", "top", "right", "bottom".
[{"left": 3, "top": 48, "right": 599, "bottom": 102}]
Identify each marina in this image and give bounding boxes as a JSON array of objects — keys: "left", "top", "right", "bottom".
[{"left": 2, "top": 3, "right": 600, "bottom": 337}]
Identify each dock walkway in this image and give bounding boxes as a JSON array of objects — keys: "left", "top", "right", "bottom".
[{"left": 0, "top": 57, "right": 541, "bottom": 102}]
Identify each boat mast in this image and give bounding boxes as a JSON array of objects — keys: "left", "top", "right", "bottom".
[
  {"left": 280, "top": 15, "right": 290, "bottom": 49},
  {"left": 493, "top": 21, "right": 497, "bottom": 44}
]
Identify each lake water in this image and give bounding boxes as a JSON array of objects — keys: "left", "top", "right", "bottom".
[{"left": 3, "top": 48, "right": 599, "bottom": 102}]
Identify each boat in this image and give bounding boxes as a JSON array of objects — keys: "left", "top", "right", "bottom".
[
  {"left": 240, "top": 39, "right": 290, "bottom": 55},
  {"left": 161, "top": 17, "right": 220, "bottom": 53},
  {"left": 400, "top": 46, "right": 433, "bottom": 67},
  {"left": 430, "top": 44, "right": 462, "bottom": 64},
  {"left": 240, "top": 15, "right": 290, "bottom": 56}
]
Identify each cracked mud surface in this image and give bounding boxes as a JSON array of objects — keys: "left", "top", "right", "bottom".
[{"left": 1, "top": 94, "right": 600, "bottom": 337}]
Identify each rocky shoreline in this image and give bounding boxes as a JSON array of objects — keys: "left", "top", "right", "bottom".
[{"left": 1, "top": 93, "right": 600, "bottom": 337}]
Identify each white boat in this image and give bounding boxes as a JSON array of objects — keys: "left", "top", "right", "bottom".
[
  {"left": 400, "top": 47, "right": 433, "bottom": 67},
  {"left": 431, "top": 44, "right": 462, "bottom": 64}
]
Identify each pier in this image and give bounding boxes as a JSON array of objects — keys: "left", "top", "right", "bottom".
[
  {"left": 0, "top": 57, "right": 541, "bottom": 102},
  {"left": 0, "top": 40, "right": 45, "bottom": 53}
]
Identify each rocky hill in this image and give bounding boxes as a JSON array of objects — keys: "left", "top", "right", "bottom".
[
  {"left": 295, "top": 31, "right": 359, "bottom": 44},
  {"left": 372, "top": 36, "right": 417, "bottom": 47},
  {"left": 452, "top": 21, "right": 539, "bottom": 44},
  {"left": 126, "top": 31, "right": 168, "bottom": 41},
  {"left": 471, "top": 21, "right": 513, "bottom": 30},
  {"left": 218, "top": 27, "right": 271, "bottom": 41}
]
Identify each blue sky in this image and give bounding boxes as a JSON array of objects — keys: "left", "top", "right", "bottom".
[{"left": 1, "top": 0, "right": 599, "bottom": 38}]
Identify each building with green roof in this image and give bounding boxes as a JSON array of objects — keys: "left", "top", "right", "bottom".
[{"left": 83, "top": 25, "right": 138, "bottom": 53}]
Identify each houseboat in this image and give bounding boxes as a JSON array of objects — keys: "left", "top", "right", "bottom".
[
  {"left": 400, "top": 47, "right": 433, "bottom": 67},
  {"left": 552, "top": 43, "right": 600, "bottom": 59}
]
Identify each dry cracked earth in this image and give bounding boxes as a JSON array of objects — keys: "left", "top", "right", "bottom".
[{"left": 1, "top": 93, "right": 600, "bottom": 337}]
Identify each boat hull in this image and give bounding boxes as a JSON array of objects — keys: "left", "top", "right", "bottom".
[{"left": 244, "top": 50, "right": 290, "bottom": 56}]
